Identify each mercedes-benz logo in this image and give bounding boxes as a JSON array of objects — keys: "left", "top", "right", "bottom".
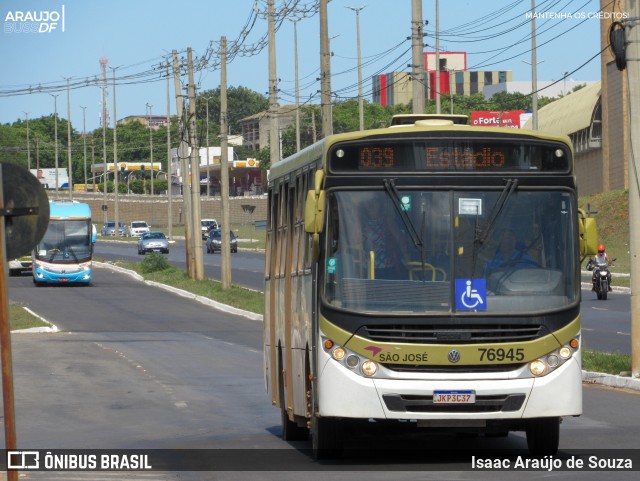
[{"left": 448, "top": 350, "right": 461, "bottom": 363}]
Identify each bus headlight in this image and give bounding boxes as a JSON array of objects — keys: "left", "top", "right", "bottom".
[
  {"left": 529, "top": 360, "right": 546, "bottom": 376},
  {"left": 361, "top": 361, "right": 378, "bottom": 377},
  {"left": 332, "top": 347, "right": 346, "bottom": 361},
  {"left": 322, "top": 337, "right": 379, "bottom": 378},
  {"left": 529, "top": 336, "right": 580, "bottom": 377}
]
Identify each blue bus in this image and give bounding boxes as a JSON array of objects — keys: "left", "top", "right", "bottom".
[{"left": 32, "top": 200, "right": 97, "bottom": 286}]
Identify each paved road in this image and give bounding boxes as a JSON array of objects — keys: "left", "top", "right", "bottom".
[
  {"left": 94, "top": 238, "right": 265, "bottom": 291},
  {"left": 3, "top": 267, "right": 640, "bottom": 480}
]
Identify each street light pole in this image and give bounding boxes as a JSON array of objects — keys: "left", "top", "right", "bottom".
[
  {"left": 205, "top": 99, "right": 210, "bottom": 196},
  {"left": 346, "top": 5, "right": 366, "bottom": 131},
  {"left": 110, "top": 66, "right": 120, "bottom": 235},
  {"left": 23, "top": 112, "right": 31, "bottom": 170},
  {"left": 435, "top": 0, "right": 441, "bottom": 114},
  {"left": 65, "top": 77, "right": 73, "bottom": 199},
  {"left": 530, "top": 0, "right": 538, "bottom": 130},
  {"left": 146, "top": 102, "right": 154, "bottom": 195},
  {"left": 49, "top": 93, "right": 60, "bottom": 197},
  {"left": 288, "top": 17, "right": 301, "bottom": 151},
  {"left": 81, "top": 106, "right": 87, "bottom": 191}
]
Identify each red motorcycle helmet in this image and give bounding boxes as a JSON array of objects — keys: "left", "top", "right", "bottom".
[{"left": 597, "top": 244, "right": 605, "bottom": 253}]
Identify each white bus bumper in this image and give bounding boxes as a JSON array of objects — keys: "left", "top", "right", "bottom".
[{"left": 317, "top": 354, "right": 582, "bottom": 421}]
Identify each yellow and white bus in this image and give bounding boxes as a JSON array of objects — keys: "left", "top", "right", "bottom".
[{"left": 264, "top": 117, "right": 598, "bottom": 458}]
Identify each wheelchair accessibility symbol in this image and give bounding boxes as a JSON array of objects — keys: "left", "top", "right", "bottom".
[{"left": 455, "top": 278, "right": 487, "bottom": 311}]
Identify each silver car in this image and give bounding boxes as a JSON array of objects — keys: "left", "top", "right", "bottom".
[
  {"left": 137, "top": 231, "right": 170, "bottom": 255},
  {"left": 101, "top": 221, "right": 126, "bottom": 237}
]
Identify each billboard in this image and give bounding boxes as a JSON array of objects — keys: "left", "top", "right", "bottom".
[
  {"left": 470, "top": 110, "right": 530, "bottom": 129},
  {"left": 30, "top": 168, "right": 69, "bottom": 189}
]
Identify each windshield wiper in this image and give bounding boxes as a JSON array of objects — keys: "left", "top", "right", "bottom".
[
  {"left": 471, "top": 178, "right": 518, "bottom": 276},
  {"left": 475, "top": 178, "right": 518, "bottom": 246},
  {"left": 383, "top": 179, "right": 423, "bottom": 249}
]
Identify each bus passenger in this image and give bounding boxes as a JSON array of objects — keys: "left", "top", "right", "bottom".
[
  {"left": 358, "top": 197, "right": 411, "bottom": 280},
  {"left": 483, "top": 229, "right": 534, "bottom": 274}
]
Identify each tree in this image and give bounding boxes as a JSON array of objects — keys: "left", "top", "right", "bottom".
[{"left": 197, "top": 86, "right": 269, "bottom": 142}]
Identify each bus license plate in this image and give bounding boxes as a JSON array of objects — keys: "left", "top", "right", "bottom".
[{"left": 433, "top": 390, "right": 476, "bottom": 404}]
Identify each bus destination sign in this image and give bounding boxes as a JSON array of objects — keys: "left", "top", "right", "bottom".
[{"left": 330, "top": 139, "right": 570, "bottom": 173}]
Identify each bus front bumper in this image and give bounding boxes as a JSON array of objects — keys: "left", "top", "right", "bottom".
[
  {"left": 34, "top": 265, "right": 92, "bottom": 284},
  {"left": 317, "top": 353, "right": 582, "bottom": 422}
]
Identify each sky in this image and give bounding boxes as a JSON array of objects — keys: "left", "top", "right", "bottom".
[{"left": 0, "top": 0, "right": 606, "bottom": 133}]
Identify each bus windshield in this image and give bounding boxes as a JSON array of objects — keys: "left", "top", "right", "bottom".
[
  {"left": 323, "top": 189, "right": 577, "bottom": 314},
  {"left": 35, "top": 219, "right": 93, "bottom": 264}
]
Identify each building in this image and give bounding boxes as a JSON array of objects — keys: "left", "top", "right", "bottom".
[
  {"left": 372, "top": 51, "right": 512, "bottom": 106},
  {"left": 238, "top": 105, "right": 299, "bottom": 151},
  {"left": 519, "top": 0, "right": 627, "bottom": 197},
  {"left": 117, "top": 115, "right": 174, "bottom": 130},
  {"left": 484, "top": 80, "right": 598, "bottom": 100},
  {"left": 170, "top": 146, "right": 263, "bottom": 196},
  {"left": 598, "top": 0, "right": 628, "bottom": 194},
  {"left": 522, "top": 82, "right": 602, "bottom": 195}
]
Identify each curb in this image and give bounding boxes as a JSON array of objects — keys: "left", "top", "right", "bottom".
[
  {"left": 12, "top": 307, "right": 59, "bottom": 334},
  {"left": 582, "top": 370, "right": 640, "bottom": 390},
  {"left": 94, "top": 262, "right": 263, "bottom": 322}
]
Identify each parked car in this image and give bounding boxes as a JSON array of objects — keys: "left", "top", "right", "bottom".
[
  {"left": 128, "top": 220, "right": 150, "bottom": 237},
  {"left": 137, "top": 231, "right": 170, "bottom": 255},
  {"left": 206, "top": 229, "right": 238, "bottom": 253},
  {"left": 8, "top": 256, "right": 32, "bottom": 276},
  {"left": 201, "top": 219, "right": 219, "bottom": 239},
  {"left": 101, "top": 221, "right": 126, "bottom": 237}
]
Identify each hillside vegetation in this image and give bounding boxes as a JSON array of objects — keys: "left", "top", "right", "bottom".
[{"left": 579, "top": 189, "right": 629, "bottom": 273}]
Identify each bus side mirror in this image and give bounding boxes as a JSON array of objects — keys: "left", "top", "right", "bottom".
[
  {"left": 304, "top": 189, "right": 325, "bottom": 234},
  {"left": 578, "top": 208, "right": 598, "bottom": 257},
  {"left": 91, "top": 224, "right": 97, "bottom": 244},
  {"left": 306, "top": 170, "right": 326, "bottom": 234}
]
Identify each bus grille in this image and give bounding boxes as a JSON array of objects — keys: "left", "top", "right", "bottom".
[
  {"left": 362, "top": 324, "right": 543, "bottom": 344},
  {"left": 380, "top": 363, "right": 525, "bottom": 373},
  {"left": 383, "top": 393, "right": 526, "bottom": 413}
]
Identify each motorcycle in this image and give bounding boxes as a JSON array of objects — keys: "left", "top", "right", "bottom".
[{"left": 585, "top": 258, "right": 616, "bottom": 300}]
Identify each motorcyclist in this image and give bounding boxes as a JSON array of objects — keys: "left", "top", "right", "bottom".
[{"left": 590, "top": 243, "right": 613, "bottom": 292}]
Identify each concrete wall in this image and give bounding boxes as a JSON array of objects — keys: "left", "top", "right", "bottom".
[
  {"left": 575, "top": 149, "right": 604, "bottom": 197},
  {"left": 63, "top": 192, "right": 268, "bottom": 228}
]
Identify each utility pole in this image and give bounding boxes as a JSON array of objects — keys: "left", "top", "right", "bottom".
[
  {"left": 411, "top": 0, "right": 425, "bottom": 114},
  {"left": 81, "top": 106, "right": 87, "bottom": 191},
  {"left": 172, "top": 50, "right": 193, "bottom": 275},
  {"left": 220, "top": 36, "right": 232, "bottom": 289},
  {"left": 626, "top": 0, "right": 640, "bottom": 377},
  {"left": 188, "top": 48, "right": 204, "bottom": 280},
  {"left": 166, "top": 64, "right": 173, "bottom": 241},
  {"left": 146, "top": 103, "right": 154, "bottom": 195},
  {"left": 530, "top": 0, "right": 538, "bottom": 130},
  {"left": 268, "top": 0, "right": 280, "bottom": 163},
  {"left": 205, "top": 99, "right": 211, "bottom": 196},
  {"left": 65, "top": 77, "right": 73, "bottom": 199},
  {"left": 24, "top": 112, "right": 31, "bottom": 170},
  {"left": 289, "top": 17, "right": 301, "bottom": 151},
  {"left": 320, "top": 0, "right": 332, "bottom": 137},
  {"left": 110, "top": 66, "right": 120, "bottom": 234},
  {"left": 435, "top": 0, "right": 441, "bottom": 114},
  {"left": 347, "top": 5, "right": 366, "bottom": 131},
  {"left": 91, "top": 141, "right": 95, "bottom": 192},
  {"left": 49, "top": 93, "right": 60, "bottom": 197},
  {"left": 100, "top": 57, "right": 108, "bottom": 225}
]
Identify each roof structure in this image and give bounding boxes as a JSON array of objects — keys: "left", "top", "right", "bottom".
[{"left": 523, "top": 81, "right": 601, "bottom": 136}]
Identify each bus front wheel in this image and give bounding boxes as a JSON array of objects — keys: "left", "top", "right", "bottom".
[
  {"left": 526, "top": 417, "right": 560, "bottom": 455},
  {"left": 311, "top": 416, "right": 343, "bottom": 459}
]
